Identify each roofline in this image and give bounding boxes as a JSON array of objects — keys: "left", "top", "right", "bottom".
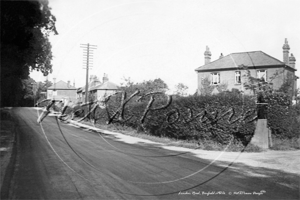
[
  {"left": 78, "top": 88, "right": 119, "bottom": 93},
  {"left": 284, "top": 65, "right": 297, "bottom": 72},
  {"left": 195, "top": 51, "right": 263, "bottom": 70},
  {"left": 195, "top": 50, "right": 291, "bottom": 71},
  {"left": 195, "top": 64, "right": 296, "bottom": 73},
  {"left": 90, "top": 88, "right": 119, "bottom": 91},
  {"left": 258, "top": 51, "right": 286, "bottom": 65},
  {"left": 228, "top": 51, "right": 286, "bottom": 65},
  {"left": 47, "top": 88, "right": 77, "bottom": 90}
]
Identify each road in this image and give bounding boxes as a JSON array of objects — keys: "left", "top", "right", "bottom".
[{"left": 1, "top": 107, "right": 299, "bottom": 200}]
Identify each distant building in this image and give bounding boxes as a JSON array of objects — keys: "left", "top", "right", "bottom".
[
  {"left": 47, "top": 80, "right": 77, "bottom": 102},
  {"left": 195, "top": 38, "right": 298, "bottom": 98},
  {"left": 77, "top": 74, "right": 119, "bottom": 103}
]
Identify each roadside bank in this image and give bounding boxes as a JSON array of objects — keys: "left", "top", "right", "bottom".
[{"left": 0, "top": 108, "right": 16, "bottom": 191}]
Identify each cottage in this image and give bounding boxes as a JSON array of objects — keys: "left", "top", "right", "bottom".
[
  {"left": 47, "top": 80, "right": 77, "bottom": 103},
  {"left": 77, "top": 74, "right": 119, "bottom": 103},
  {"left": 195, "top": 39, "right": 298, "bottom": 98}
]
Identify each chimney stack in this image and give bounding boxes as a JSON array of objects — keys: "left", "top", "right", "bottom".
[
  {"left": 53, "top": 78, "right": 56, "bottom": 90},
  {"left": 204, "top": 46, "right": 212, "bottom": 64},
  {"left": 219, "top": 53, "right": 223, "bottom": 59},
  {"left": 282, "top": 38, "right": 290, "bottom": 65},
  {"left": 103, "top": 73, "right": 108, "bottom": 83},
  {"left": 289, "top": 53, "right": 296, "bottom": 68}
]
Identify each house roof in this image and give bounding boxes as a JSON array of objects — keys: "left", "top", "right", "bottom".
[
  {"left": 48, "top": 80, "right": 77, "bottom": 90},
  {"left": 89, "top": 81, "right": 119, "bottom": 91},
  {"left": 195, "top": 51, "right": 296, "bottom": 72},
  {"left": 79, "top": 81, "right": 119, "bottom": 93}
]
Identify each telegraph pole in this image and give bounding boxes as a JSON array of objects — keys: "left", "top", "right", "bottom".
[{"left": 80, "top": 43, "right": 97, "bottom": 103}]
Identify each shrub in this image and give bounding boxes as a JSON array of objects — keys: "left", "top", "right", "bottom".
[
  {"left": 77, "top": 88, "right": 299, "bottom": 149},
  {"left": 266, "top": 93, "right": 300, "bottom": 139},
  {"left": 242, "top": 66, "right": 299, "bottom": 140},
  {"left": 270, "top": 138, "right": 300, "bottom": 150},
  {"left": 100, "top": 92, "right": 257, "bottom": 147},
  {"left": 243, "top": 143, "right": 264, "bottom": 152}
]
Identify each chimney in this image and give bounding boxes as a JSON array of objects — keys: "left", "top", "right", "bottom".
[
  {"left": 204, "top": 46, "right": 212, "bottom": 64},
  {"left": 282, "top": 38, "right": 290, "bottom": 64},
  {"left": 67, "top": 80, "right": 70, "bottom": 88},
  {"left": 53, "top": 78, "right": 56, "bottom": 91},
  {"left": 219, "top": 53, "right": 223, "bottom": 59},
  {"left": 289, "top": 53, "right": 296, "bottom": 68},
  {"left": 103, "top": 73, "right": 109, "bottom": 83}
]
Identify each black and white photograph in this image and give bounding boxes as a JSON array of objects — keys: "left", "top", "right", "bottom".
[{"left": 1, "top": 0, "right": 299, "bottom": 199}]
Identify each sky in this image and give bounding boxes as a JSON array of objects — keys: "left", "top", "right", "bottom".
[{"left": 31, "top": 0, "right": 300, "bottom": 94}]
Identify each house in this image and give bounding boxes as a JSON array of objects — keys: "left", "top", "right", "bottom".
[
  {"left": 77, "top": 75, "right": 100, "bottom": 102},
  {"left": 77, "top": 74, "right": 119, "bottom": 103},
  {"left": 195, "top": 39, "right": 298, "bottom": 98},
  {"left": 47, "top": 80, "right": 77, "bottom": 102}
]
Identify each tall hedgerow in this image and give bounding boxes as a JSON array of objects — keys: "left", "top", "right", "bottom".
[{"left": 101, "top": 91, "right": 257, "bottom": 146}]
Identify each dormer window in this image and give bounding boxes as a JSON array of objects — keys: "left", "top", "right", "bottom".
[{"left": 211, "top": 73, "right": 220, "bottom": 85}]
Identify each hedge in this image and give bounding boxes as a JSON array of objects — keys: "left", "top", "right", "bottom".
[
  {"left": 97, "top": 92, "right": 258, "bottom": 146},
  {"left": 266, "top": 93, "right": 300, "bottom": 139},
  {"left": 53, "top": 90, "right": 299, "bottom": 146}
]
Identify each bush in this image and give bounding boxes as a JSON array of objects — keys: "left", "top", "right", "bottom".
[
  {"left": 74, "top": 89, "right": 299, "bottom": 150},
  {"left": 266, "top": 93, "right": 300, "bottom": 139},
  {"left": 243, "top": 143, "right": 264, "bottom": 152},
  {"left": 100, "top": 92, "right": 257, "bottom": 147},
  {"left": 270, "top": 138, "right": 300, "bottom": 150}
]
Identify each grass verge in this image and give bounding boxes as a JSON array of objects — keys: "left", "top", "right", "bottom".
[
  {"left": 74, "top": 118, "right": 267, "bottom": 152},
  {"left": 270, "top": 138, "right": 300, "bottom": 150}
]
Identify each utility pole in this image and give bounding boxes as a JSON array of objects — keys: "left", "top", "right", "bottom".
[
  {"left": 80, "top": 43, "right": 97, "bottom": 103},
  {"left": 53, "top": 77, "right": 56, "bottom": 100}
]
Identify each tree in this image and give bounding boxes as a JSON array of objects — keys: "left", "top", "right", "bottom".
[
  {"left": 1, "top": 0, "right": 57, "bottom": 106},
  {"left": 140, "top": 78, "right": 169, "bottom": 94},
  {"left": 20, "top": 77, "right": 36, "bottom": 106},
  {"left": 278, "top": 72, "right": 295, "bottom": 99},
  {"left": 36, "top": 80, "right": 53, "bottom": 102},
  {"left": 216, "top": 82, "right": 228, "bottom": 93},
  {"left": 38, "top": 80, "right": 53, "bottom": 91},
  {"left": 199, "top": 77, "right": 215, "bottom": 96},
  {"left": 174, "top": 83, "right": 188, "bottom": 96},
  {"left": 120, "top": 77, "right": 136, "bottom": 94},
  {"left": 120, "top": 77, "right": 168, "bottom": 96}
]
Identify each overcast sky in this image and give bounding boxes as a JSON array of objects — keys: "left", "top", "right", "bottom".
[{"left": 31, "top": 0, "right": 300, "bottom": 94}]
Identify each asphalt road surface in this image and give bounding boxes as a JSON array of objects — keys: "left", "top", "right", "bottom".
[{"left": 1, "top": 107, "right": 299, "bottom": 200}]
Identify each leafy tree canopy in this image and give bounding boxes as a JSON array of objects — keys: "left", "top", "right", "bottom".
[
  {"left": 120, "top": 77, "right": 169, "bottom": 96},
  {"left": 174, "top": 83, "right": 189, "bottom": 96},
  {"left": 1, "top": 0, "right": 57, "bottom": 106}
]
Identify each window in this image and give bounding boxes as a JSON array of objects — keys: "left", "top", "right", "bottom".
[
  {"left": 235, "top": 71, "right": 241, "bottom": 84},
  {"left": 257, "top": 70, "right": 267, "bottom": 81},
  {"left": 211, "top": 73, "right": 220, "bottom": 85}
]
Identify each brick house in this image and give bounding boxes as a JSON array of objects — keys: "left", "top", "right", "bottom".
[
  {"left": 47, "top": 80, "right": 77, "bottom": 102},
  {"left": 77, "top": 74, "right": 119, "bottom": 103},
  {"left": 195, "top": 39, "right": 298, "bottom": 98}
]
